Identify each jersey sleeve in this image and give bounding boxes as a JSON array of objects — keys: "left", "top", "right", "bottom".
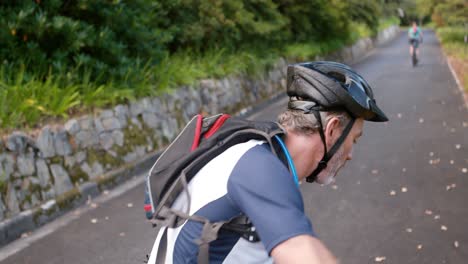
[{"left": 226, "top": 144, "right": 315, "bottom": 254}]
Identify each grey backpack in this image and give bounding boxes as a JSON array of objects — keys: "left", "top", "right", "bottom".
[{"left": 144, "top": 113, "right": 284, "bottom": 263}]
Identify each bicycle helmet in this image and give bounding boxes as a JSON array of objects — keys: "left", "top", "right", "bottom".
[
  {"left": 286, "top": 61, "right": 388, "bottom": 182},
  {"left": 287, "top": 61, "right": 388, "bottom": 122}
]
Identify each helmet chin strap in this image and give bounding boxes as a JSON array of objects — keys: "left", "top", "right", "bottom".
[{"left": 306, "top": 111, "right": 355, "bottom": 183}]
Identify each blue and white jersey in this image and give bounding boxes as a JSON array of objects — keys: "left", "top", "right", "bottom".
[
  {"left": 408, "top": 27, "right": 422, "bottom": 40},
  {"left": 148, "top": 139, "right": 315, "bottom": 264}
]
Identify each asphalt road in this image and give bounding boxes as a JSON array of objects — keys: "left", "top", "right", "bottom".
[{"left": 1, "top": 30, "right": 467, "bottom": 264}]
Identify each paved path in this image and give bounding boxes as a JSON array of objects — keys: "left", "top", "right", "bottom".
[{"left": 1, "top": 30, "right": 467, "bottom": 264}]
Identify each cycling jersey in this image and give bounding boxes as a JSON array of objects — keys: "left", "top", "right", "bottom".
[
  {"left": 408, "top": 27, "right": 421, "bottom": 40},
  {"left": 148, "top": 139, "right": 315, "bottom": 263}
]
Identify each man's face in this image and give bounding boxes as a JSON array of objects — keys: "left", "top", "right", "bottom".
[{"left": 316, "top": 118, "right": 364, "bottom": 185}]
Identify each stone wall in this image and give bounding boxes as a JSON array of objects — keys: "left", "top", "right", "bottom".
[{"left": 0, "top": 25, "right": 399, "bottom": 246}]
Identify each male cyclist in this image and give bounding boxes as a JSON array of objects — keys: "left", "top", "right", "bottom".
[
  {"left": 408, "top": 21, "right": 423, "bottom": 62},
  {"left": 147, "top": 61, "right": 388, "bottom": 263}
]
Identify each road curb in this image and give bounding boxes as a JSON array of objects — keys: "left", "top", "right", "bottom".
[
  {"left": 0, "top": 152, "right": 160, "bottom": 248},
  {"left": 434, "top": 31, "right": 468, "bottom": 109},
  {"left": 445, "top": 56, "right": 468, "bottom": 108}
]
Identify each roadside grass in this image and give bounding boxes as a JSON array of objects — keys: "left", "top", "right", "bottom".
[
  {"left": 378, "top": 16, "right": 400, "bottom": 32},
  {"left": 1, "top": 21, "right": 398, "bottom": 131},
  {"left": 436, "top": 27, "right": 468, "bottom": 93}
]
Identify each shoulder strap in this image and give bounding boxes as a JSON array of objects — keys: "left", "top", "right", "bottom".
[{"left": 152, "top": 206, "right": 229, "bottom": 264}]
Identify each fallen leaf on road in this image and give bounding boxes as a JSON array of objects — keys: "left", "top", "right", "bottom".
[
  {"left": 434, "top": 215, "right": 440, "bottom": 220},
  {"left": 462, "top": 168, "right": 467, "bottom": 173},
  {"left": 402, "top": 168, "right": 407, "bottom": 172},
  {"left": 375, "top": 256, "right": 386, "bottom": 262},
  {"left": 417, "top": 244, "right": 423, "bottom": 250},
  {"left": 419, "top": 118, "right": 424, "bottom": 123},
  {"left": 90, "top": 203, "right": 98, "bottom": 208},
  {"left": 455, "top": 144, "right": 461, "bottom": 149},
  {"left": 463, "top": 122, "right": 467, "bottom": 127},
  {"left": 105, "top": 216, "right": 110, "bottom": 220},
  {"left": 406, "top": 228, "right": 413, "bottom": 233},
  {"left": 397, "top": 113, "right": 402, "bottom": 118},
  {"left": 454, "top": 241, "right": 459, "bottom": 248},
  {"left": 332, "top": 185, "right": 338, "bottom": 190},
  {"left": 127, "top": 203, "right": 133, "bottom": 208},
  {"left": 103, "top": 190, "right": 110, "bottom": 195},
  {"left": 450, "top": 160, "right": 454, "bottom": 164},
  {"left": 401, "top": 187, "right": 408, "bottom": 193},
  {"left": 390, "top": 190, "right": 396, "bottom": 196},
  {"left": 429, "top": 152, "right": 434, "bottom": 157},
  {"left": 441, "top": 225, "right": 447, "bottom": 231},
  {"left": 372, "top": 169, "right": 379, "bottom": 175},
  {"left": 443, "top": 121, "right": 447, "bottom": 127},
  {"left": 21, "top": 232, "right": 30, "bottom": 238},
  {"left": 91, "top": 218, "right": 98, "bottom": 224},
  {"left": 119, "top": 232, "right": 126, "bottom": 237},
  {"left": 425, "top": 210, "right": 433, "bottom": 215}
]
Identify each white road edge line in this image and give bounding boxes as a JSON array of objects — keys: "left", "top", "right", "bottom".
[
  {"left": 0, "top": 173, "right": 147, "bottom": 262},
  {"left": 444, "top": 53, "right": 468, "bottom": 109}
]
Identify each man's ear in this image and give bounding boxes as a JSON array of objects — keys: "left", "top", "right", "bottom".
[{"left": 324, "top": 117, "right": 342, "bottom": 147}]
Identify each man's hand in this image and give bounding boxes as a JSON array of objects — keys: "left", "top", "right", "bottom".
[{"left": 271, "top": 235, "right": 338, "bottom": 264}]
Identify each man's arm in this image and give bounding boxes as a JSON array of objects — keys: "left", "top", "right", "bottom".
[{"left": 271, "top": 235, "right": 338, "bottom": 264}]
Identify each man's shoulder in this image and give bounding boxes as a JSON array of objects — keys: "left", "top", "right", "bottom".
[
  {"left": 218, "top": 139, "right": 280, "bottom": 170},
  {"left": 226, "top": 141, "right": 297, "bottom": 196},
  {"left": 229, "top": 141, "right": 288, "bottom": 178}
]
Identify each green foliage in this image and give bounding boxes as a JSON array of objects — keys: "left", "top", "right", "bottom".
[
  {"left": 379, "top": 16, "right": 400, "bottom": 31},
  {"left": 284, "top": 40, "right": 342, "bottom": 61},
  {"left": 437, "top": 27, "right": 466, "bottom": 44},
  {"left": 0, "top": 66, "right": 80, "bottom": 128},
  {"left": 432, "top": 0, "right": 467, "bottom": 26},
  {"left": 0, "top": 0, "right": 166, "bottom": 82},
  {"left": 344, "top": 0, "right": 382, "bottom": 36},
  {"left": 0, "top": 0, "right": 394, "bottom": 130},
  {"left": 274, "top": 0, "right": 348, "bottom": 42},
  {"left": 410, "top": 0, "right": 467, "bottom": 26},
  {"left": 153, "top": 0, "right": 288, "bottom": 52},
  {"left": 437, "top": 27, "right": 467, "bottom": 61}
]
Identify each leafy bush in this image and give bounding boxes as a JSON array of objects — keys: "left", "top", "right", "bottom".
[
  {"left": 437, "top": 27, "right": 467, "bottom": 61},
  {"left": 344, "top": 0, "right": 381, "bottom": 36},
  {"left": 152, "top": 0, "right": 288, "bottom": 52},
  {"left": 0, "top": 0, "right": 166, "bottom": 82},
  {"left": 0, "top": 0, "right": 393, "bottom": 130},
  {"left": 432, "top": 0, "right": 467, "bottom": 26},
  {"left": 437, "top": 27, "right": 466, "bottom": 44}
]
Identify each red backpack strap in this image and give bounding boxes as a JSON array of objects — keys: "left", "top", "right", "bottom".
[
  {"left": 203, "top": 114, "right": 231, "bottom": 139},
  {"left": 191, "top": 114, "right": 204, "bottom": 151}
]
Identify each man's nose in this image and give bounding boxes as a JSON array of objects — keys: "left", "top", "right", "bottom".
[{"left": 346, "top": 149, "right": 353, "bottom": 160}]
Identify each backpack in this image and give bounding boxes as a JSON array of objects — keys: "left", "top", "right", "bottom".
[{"left": 144, "top": 113, "right": 285, "bottom": 263}]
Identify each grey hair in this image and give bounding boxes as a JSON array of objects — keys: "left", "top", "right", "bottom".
[{"left": 277, "top": 109, "right": 351, "bottom": 135}]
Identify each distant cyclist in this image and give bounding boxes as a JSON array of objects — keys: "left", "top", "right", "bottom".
[{"left": 408, "top": 21, "right": 423, "bottom": 64}]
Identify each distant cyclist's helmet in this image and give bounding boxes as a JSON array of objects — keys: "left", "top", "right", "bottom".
[{"left": 287, "top": 61, "right": 388, "bottom": 122}]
